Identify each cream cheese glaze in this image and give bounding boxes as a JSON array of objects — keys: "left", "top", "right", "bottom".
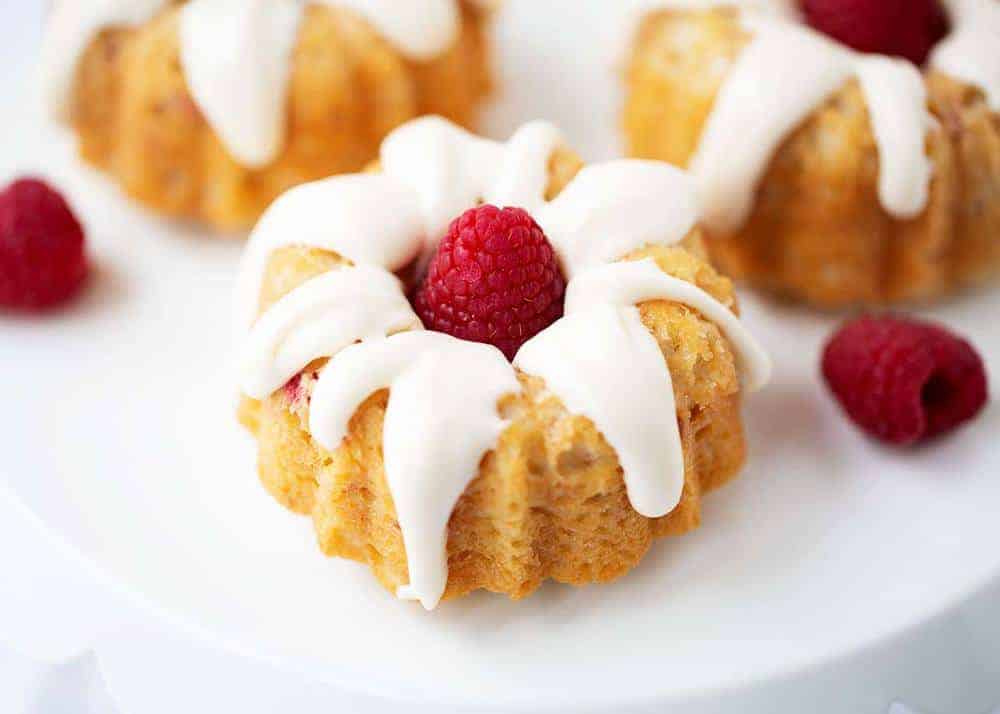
[
  {"left": 238, "top": 117, "right": 771, "bottom": 609},
  {"left": 691, "top": 16, "right": 933, "bottom": 233},
  {"left": 309, "top": 332, "right": 519, "bottom": 609},
  {"left": 516, "top": 259, "right": 771, "bottom": 518},
  {"left": 240, "top": 266, "right": 421, "bottom": 399},
  {"left": 564, "top": 259, "right": 771, "bottom": 393},
  {"left": 236, "top": 174, "right": 425, "bottom": 328},
  {"left": 622, "top": 0, "right": 1000, "bottom": 233},
  {"left": 515, "top": 306, "right": 685, "bottom": 519},
  {"left": 42, "top": 0, "right": 483, "bottom": 167},
  {"left": 179, "top": 0, "right": 303, "bottom": 167}
]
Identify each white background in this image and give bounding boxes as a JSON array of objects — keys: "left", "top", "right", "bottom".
[{"left": 0, "top": 5, "right": 121, "bottom": 712}]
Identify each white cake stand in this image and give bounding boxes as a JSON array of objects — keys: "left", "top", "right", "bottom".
[{"left": 1, "top": 2, "right": 999, "bottom": 712}]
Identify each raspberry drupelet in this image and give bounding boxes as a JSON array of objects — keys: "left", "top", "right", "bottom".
[
  {"left": 822, "top": 315, "right": 988, "bottom": 445},
  {"left": 414, "top": 204, "right": 566, "bottom": 360}
]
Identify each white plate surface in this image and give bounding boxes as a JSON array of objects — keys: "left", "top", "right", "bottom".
[{"left": 2, "top": 2, "right": 999, "bottom": 711}]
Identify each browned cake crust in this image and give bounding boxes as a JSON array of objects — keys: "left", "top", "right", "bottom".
[
  {"left": 624, "top": 8, "right": 1000, "bottom": 308},
  {"left": 238, "top": 147, "right": 753, "bottom": 603},
  {"left": 68, "top": 1, "right": 491, "bottom": 231}
]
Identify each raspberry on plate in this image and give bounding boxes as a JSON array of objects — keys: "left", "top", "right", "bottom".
[
  {"left": 414, "top": 204, "right": 566, "bottom": 361},
  {"left": 0, "top": 178, "right": 89, "bottom": 311},
  {"left": 801, "top": 0, "right": 950, "bottom": 66},
  {"left": 822, "top": 315, "right": 988, "bottom": 445}
]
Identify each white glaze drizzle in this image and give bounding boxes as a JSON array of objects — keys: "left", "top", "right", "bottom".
[
  {"left": 240, "top": 266, "right": 421, "bottom": 399},
  {"left": 622, "top": 0, "right": 1000, "bottom": 234},
  {"left": 180, "top": 0, "right": 303, "bottom": 167},
  {"left": 538, "top": 160, "right": 700, "bottom": 279},
  {"left": 380, "top": 118, "right": 565, "bottom": 245},
  {"left": 691, "top": 15, "right": 932, "bottom": 233},
  {"left": 515, "top": 258, "right": 772, "bottom": 517},
  {"left": 515, "top": 306, "right": 685, "bottom": 518},
  {"left": 565, "top": 259, "right": 772, "bottom": 392},
  {"left": 42, "top": 0, "right": 478, "bottom": 167},
  {"left": 854, "top": 56, "right": 934, "bottom": 219},
  {"left": 236, "top": 173, "right": 425, "bottom": 328},
  {"left": 932, "top": 0, "right": 1000, "bottom": 112},
  {"left": 238, "top": 117, "right": 771, "bottom": 608},
  {"left": 309, "top": 332, "right": 519, "bottom": 610},
  {"left": 381, "top": 121, "right": 702, "bottom": 279}
]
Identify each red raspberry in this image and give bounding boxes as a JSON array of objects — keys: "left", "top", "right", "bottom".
[
  {"left": 0, "top": 178, "right": 88, "bottom": 311},
  {"left": 822, "top": 316, "right": 988, "bottom": 445},
  {"left": 801, "top": 0, "right": 949, "bottom": 66},
  {"left": 414, "top": 205, "right": 566, "bottom": 361}
]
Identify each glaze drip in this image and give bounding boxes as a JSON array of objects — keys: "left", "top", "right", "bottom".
[
  {"left": 240, "top": 266, "right": 420, "bottom": 399},
  {"left": 538, "top": 160, "right": 700, "bottom": 279},
  {"left": 180, "top": 0, "right": 303, "bottom": 167},
  {"left": 237, "top": 174, "right": 425, "bottom": 328},
  {"left": 515, "top": 305, "right": 685, "bottom": 518},
  {"left": 565, "top": 259, "right": 772, "bottom": 392},
  {"left": 238, "top": 117, "right": 771, "bottom": 609},
  {"left": 692, "top": 15, "right": 932, "bottom": 232},
  {"left": 43, "top": 0, "right": 479, "bottom": 167},
  {"left": 381, "top": 119, "right": 564, "bottom": 244},
  {"left": 623, "top": 0, "right": 999, "bottom": 233},
  {"left": 309, "top": 331, "right": 519, "bottom": 609},
  {"left": 516, "top": 258, "right": 772, "bottom": 517}
]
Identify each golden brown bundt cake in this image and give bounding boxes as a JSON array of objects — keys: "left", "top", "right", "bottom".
[
  {"left": 239, "top": 238, "right": 748, "bottom": 600},
  {"left": 624, "top": 3, "right": 1000, "bottom": 308},
  {"left": 235, "top": 118, "right": 770, "bottom": 607},
  {"left": 46, "top": 0, "right": 492, "bottom": 231}
]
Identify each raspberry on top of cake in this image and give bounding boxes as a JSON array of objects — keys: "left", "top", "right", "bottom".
[{"left": 237, "top": 117, "right": 771, "bottom": 609}]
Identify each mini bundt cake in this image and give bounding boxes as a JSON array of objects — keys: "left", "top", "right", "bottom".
[
  {"left": 41, "top": 0, "right": 493, "bottom": 230},
  {"left": 236, "top": 117, "right": 770, "bottom": 608},
  {"left": 624, "top": 0, "right": 1000, "bottom": 307}
]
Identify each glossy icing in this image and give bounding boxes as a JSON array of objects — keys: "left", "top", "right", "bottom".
[
  {"left": 515, "top": 305, "right": 685, "bottom": 518},
  {"left": 240, "top": 265, "right": 420, "bottom": 398},
  {"left": 179, "top": 0, "right": 303, "bottom": 167},
  {"left": 624, "top": 0, "right": 999, "bottom": 233},
  {"left": 564, "top": 258, "right": 771, "bottom": 392},
  {"left": 42, "top": 0, "right": 479, "bottom": 167},
  {"left": 691, "top": 16, "right": 932, "bottom": 232},
  {"left": 309, "top": 332, "right": 518, "bottom": 610}
]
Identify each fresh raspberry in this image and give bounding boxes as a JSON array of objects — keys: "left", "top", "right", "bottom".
[
  {"left": 822, "top": 316, "right": 988, "bottom": 445},
  {"left": 414, "top": 205, "right": 565, "bottom": 361},
  {"left": 801, "top": 0, "right": 949, "bottom": 66},
  {"left": 0, "top": 178, "right": 88, "bottom": 311}
]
